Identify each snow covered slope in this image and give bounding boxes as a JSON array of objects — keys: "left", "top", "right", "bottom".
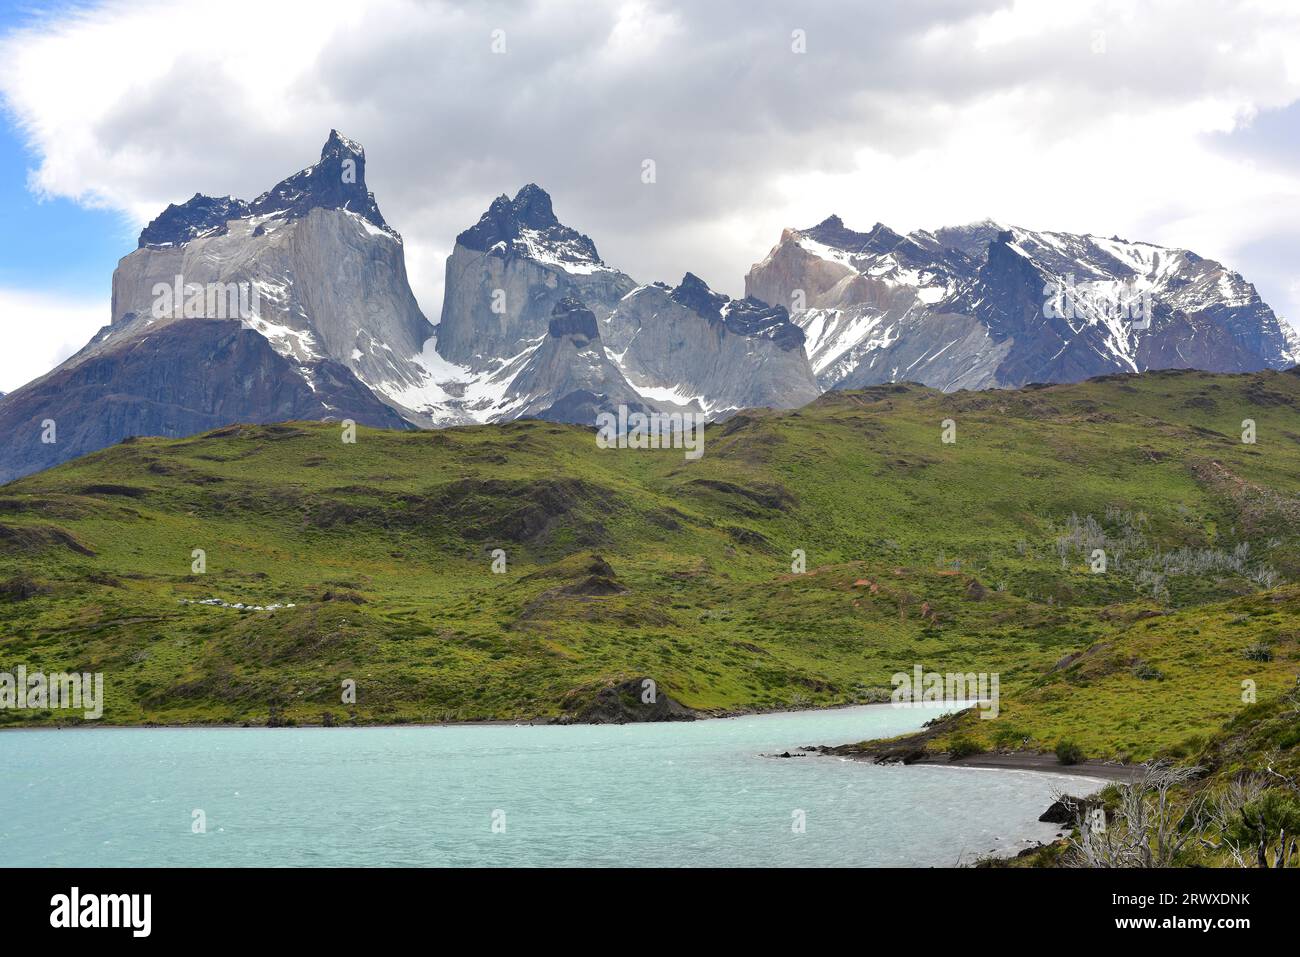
[
  {"left": 415, "top": 186, "right": 820, "bottom": 426},
  {"left": 747, "top": 215, "right": 1298, "bottom": 391}
]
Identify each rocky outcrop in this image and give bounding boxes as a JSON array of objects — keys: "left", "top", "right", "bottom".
[
  {"left": 1039, "top": 795, "right": 1105, "bottom": 825},
  {"left": 107, "top": 131, "right": 432, "bottom": 410},
  {"left": 246, "top": 130, "right": 395, "bottom": 236},
  {"left": 553, "top": 676, "right": 697, "bottom": 724},
  {"left": 501, "top": 298, "right": 660, "bottom": 423},
  {"left": 137, "top": 131, "right": 395, "bottom": 249},
  {"left": 430, "top": 187, "right": 820, "bottom": 424},
  {"left": 138, "top": 194, "right": 252, "bottom": 248},
  {"left": 1, "top": 131, "right": 428, "bottom": 482},
  {"left": 108, "top": 206, "right": 432, "bottom": 399}
]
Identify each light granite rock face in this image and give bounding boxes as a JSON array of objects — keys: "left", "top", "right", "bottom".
[
  {"left": 603, "top": 274, "right": 820, "bottom": 415},
  {"left": 108, "top": 206, "right": 432, "bottom": 398},
  {"left": 95, "top": 130, "right": 433, "bottom": 404},
  {"left": 426, "top": 186, "right": 821, "bottom": 425},
  {"left": 744, "top": 227, "right": 857, "bottom": 313},
  {"left": 436, "top": 185, "right": 637, "bottom": 369},
  {"left": 96, "top": 131, "right": 434, "bottom": 420},
  {"left": 747, "top": 215, "right": 1300, "bottom": 392}
]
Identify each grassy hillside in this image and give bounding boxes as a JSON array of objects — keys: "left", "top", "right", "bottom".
[{"left": 1, "top": 368, "right": 1298, "bottom": 753}]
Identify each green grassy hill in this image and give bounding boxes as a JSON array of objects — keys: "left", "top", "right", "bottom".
[{"left": 2, "top": 368, "right": 1297, "bottom": 754}]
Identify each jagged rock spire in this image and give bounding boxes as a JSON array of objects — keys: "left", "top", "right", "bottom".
[{"left": 138, "top": 130, "right": 395, "bottom": 248}]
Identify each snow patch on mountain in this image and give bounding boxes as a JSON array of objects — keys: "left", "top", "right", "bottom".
[
  {"left": 1281, "top": 322, "right": 1300, "bottom": 366},
  {"left": 242, "top": 317, "right": 322, "bottom": 363}
]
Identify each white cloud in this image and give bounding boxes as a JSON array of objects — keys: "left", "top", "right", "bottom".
[
  {"left": 1, "top": 0, "right": 1299, "bottom": 369},
  {"left": 0, "top": 288, "right": 105, "bottom": 393}
]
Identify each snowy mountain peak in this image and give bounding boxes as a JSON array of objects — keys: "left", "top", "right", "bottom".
[
  {"left": 801, "top": 214, "right": 869, "bottom": 248},
  {"left": 511, "top": 183, "right": 560, "bottom": 228},
  {"left": 662, "top": 273, "right": 805, "bottom": 351},
  {"left": 249, "top": 130, "right": 395, "bottom": 238},
  {"left": 138, "top": 194, "right": 252, "bottom": 248},
  {"left": 137, "top": 132, "right": 396, "bottom": 249},
  {"left": 749, "top": 213, "right": 1297, "bottom": 393},
  {"left": 456, "top": 184, "right": 609, "bottom": 274},
  {"left": 799, "top": 216, "right": 903, "bottom": 256},
  {"left": 1281, "top": 322, "right": 1300, "bottom": 366},
  {"left": 322, "top": 128, "right": 365, "bottom": 160},
  {"left": 670, "top": 272, "right": 729, "bottom": 316}
]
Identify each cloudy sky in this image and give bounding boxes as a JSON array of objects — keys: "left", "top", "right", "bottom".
[{"left": 1, "top": 0, "right": 1299, "bottom": 391}]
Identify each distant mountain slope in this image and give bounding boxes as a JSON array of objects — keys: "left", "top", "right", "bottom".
[
  {"left": 0, "top": 320, "right": 406, "bottom": 482},
  {"left": 2, "top": 367, "right": 1296, "bottom": 729},
  {"left": 747, "top": 215, "right": 1300, "bottom": 391}
]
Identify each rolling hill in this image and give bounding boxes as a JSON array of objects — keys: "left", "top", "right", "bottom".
[{"left": 1, "top": 367, "right": 1297, "bottom": 758}]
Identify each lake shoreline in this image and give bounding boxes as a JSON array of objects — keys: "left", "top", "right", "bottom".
[
  {"left": 808, "top": 701, "right": 1144, "bottom": 783},
  {"left": 0, "top": 700, "right": 1145, "bottom": 783},
  {"left": 818, "top": 747, "right": 1142, "bottom": 782},
  {"left": 4, "top": 703, "right": 1141, "bottom": 785},
  {"left": 0, "top": 697, "right": 903, "bottom": 731}
]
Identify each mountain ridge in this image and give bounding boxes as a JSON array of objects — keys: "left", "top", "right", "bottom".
[
  {"left": 1, "top": 131, "right": 1296, "bottom": 484},
  {"left": 748, "top": 212, "right": 1299, "bottom": 393}
]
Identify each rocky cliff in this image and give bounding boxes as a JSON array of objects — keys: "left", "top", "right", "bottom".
[
  {"left": 502, "top": 298, "right": 661, "bottom": 423},
  {"left": 0, "top": 131, "right": 425, "bottom": 482},
  {"left": 5, "top": 139, "right": 1297, "bottom": 485}
]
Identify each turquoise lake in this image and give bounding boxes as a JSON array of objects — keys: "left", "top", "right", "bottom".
[{"left": 0, "top": 704, "right": 1105, "bottom": 867}]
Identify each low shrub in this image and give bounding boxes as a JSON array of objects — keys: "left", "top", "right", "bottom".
[{"left": 1056, "top": 740, "right": 1085, "bottom": 765}]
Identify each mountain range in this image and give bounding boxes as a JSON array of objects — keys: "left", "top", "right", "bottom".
[
  {"left": 1, "top": 131, "right": 1296, "bottom": 483},
  {"left": 748, "top": 215, "right": 1300, "bottom": 391}
]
